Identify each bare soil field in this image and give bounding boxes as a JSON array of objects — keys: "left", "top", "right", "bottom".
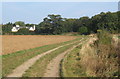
[{"left": 2, "top": 35, "right": 77, "bottom": 55}]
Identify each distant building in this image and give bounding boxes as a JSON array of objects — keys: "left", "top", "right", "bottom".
[
  {"left": 29, "top": 25, "right": 35, "bottom": 31},
  {"left": 11, "top": 25, "right": 36, "bottom": 32},
  {"left": 11, "top": 25, "right": 20, "bottom": 32}
]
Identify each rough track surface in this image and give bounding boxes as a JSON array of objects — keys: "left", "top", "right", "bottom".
[
  {"left": 43, "top": 40, "right": 84, "bottom": 77},
  {"left": 7, "top": 39, "right": 81, "bottom": 77}
]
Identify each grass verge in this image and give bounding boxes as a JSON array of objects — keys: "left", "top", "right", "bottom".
[
  {"left": 61, "top": 45, "right": 87, "bottom": 77},
  {"left": 118, "top": 36, "right": 120, "bottom": 39},
  {"left": 95, "top": 30, "right": 119, "bottom": 77},
  {"left": 22, "top": 41, "right": 79, "bottom": 77},
  {"left": 2, "top": 37, "right": 82, "bottom": 77}
]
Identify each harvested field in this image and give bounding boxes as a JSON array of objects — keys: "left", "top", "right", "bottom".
[{"left": 2, "top": 35, "right": 77, "bottom": 55}]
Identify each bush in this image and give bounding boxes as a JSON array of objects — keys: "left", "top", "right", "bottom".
[
  {"left": 95, "top": 29, "right": 119, "bottom": 77},
  {"left": 78, "top": 26, "right": 88, "bottom": 35},
  {"left": 97, "top": 29, "right": 112, "bottom": 45},
  {"left": 13, "top": 28, "right": 35, "bottom": 35}
]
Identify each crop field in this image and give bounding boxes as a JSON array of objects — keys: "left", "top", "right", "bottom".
[{"left": 2, "top": 35, "right": 77, "bottom": 55}]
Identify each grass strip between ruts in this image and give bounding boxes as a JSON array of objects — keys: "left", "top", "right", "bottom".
[{"left": 60, "top": 38, "right": 88, "bottom": 77}]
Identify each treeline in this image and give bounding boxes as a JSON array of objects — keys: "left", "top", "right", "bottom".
[{"left": 2, "top": 11, "right": 120, "bottom": 35}]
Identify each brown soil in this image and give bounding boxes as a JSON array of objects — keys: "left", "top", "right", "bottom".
[{"left": 2, "top": 35, "right": 77, "bottom": 55}]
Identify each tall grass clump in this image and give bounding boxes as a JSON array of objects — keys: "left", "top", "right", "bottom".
[
  {"left": 94, "top": 29, "right": 119, "bottom": 77},
  {"left": 77, "top": 29, "right": 119, "bottom": 77},
  {"left": 97, "top": 29, "right": 112, "bottom": 45}
]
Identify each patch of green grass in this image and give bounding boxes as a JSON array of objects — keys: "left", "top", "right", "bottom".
[
  {"left": 61, "top": 45, "right": 87, "bottom": 77},
  {"left": 97, "top": 30, "right": 112, "bottom": 45},
  {"left": 2, "top": 37, "right": 82, "bottom": 77},
  {"left": 61, "top": 32, "right": 81, "bottom": 36},
  {"left": 22, "top": 42, "right": 79, "bottom": 77},
  {"left": 118, "top": 36, "right": 120, "bottom": 39}
]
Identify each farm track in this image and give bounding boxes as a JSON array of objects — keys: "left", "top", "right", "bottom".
[
  {"left": 43, "top": 39, "right": 84, "bottom": 77},
  {"left": 61, "top": 38, "right": 89, "bottom": 77},
  {"left": 6, "top": 38, "right": 83, "bottom": 77},
  {"left": 2, "top": 38, "right": 81, "bottom": 77}
]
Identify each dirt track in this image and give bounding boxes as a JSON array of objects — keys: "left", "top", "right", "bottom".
[
  {"left": 6, "top": 40, "right": 79, "bottom": 77},
  {"left": 2, "top": 35, "right": 77, "bottom": 55},
  {"left": 43, "top": 39, "right": 83, "bottom": 77}
]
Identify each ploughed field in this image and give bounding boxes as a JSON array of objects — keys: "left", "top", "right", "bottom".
[{"left": 2, "top": 35, "right": 77, "bottom": 55}]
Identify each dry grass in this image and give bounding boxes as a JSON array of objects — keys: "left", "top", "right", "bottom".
[
  {"left": 79, "top": 37, "right": 98, "bottom": 77},
  {"left": 2, "top": 35, "right": 77, "bottom": 55},
  {"left": 79, "top": 34, "right": 119, "bottom": 77},
  {"left": 95, "top": 44, "right": 119, "bottom": 77}
]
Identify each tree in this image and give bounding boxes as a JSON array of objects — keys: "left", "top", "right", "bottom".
[
  {"left": 2, "top": 11, "right": 120, "bottom": 35},
  {"left": 14, "top": 28, "right": 30, "bottom": 35},
  {"left": 38, "top": 14, "right": 63, "bottom": 34},
  {"left": 78, "top": 26, "right": 88, "bottom": 35},
  {"left": 71, "top": 17, "right": 91, "bottom": 32},
  {"left": 117, "top": 11, "right": 120, "bottom": 33},
  {"left": 15, "top": 21, "right": 25, "bottom": 26},
  {"left": 2, "top": 22, "right": 13, "bottom": 35},
  {"left": 61, "top": 18, "right": 75, "bottom": 32}
]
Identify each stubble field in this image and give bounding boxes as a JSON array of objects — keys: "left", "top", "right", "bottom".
[{"left": 2, "top": 35, "right": 77, "bottom": 55}]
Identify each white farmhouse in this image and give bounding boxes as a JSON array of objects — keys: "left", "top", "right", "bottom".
[
  {"left": 16, "top": 25, "right": 20, "bottom": 28},
  {"left": 29, "top": 25, "right": 35, "bottom": 31},
  {"left": 11, "top": 25, "right": 36, "bottom": 32},
  {"left": 11, "top": 25, "right": 20, "bottom": 32}
]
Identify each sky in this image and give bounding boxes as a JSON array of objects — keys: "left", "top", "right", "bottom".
[
  {"left": 1, "top": 0, "right": 119, "bottom": 2},
  {"left": 2, "top": 2, "right": 119, "bottom": 24}
]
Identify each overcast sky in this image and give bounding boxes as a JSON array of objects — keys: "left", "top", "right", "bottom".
[{"left": 2, "top": 2, "right": 119, "bottom": 24}]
